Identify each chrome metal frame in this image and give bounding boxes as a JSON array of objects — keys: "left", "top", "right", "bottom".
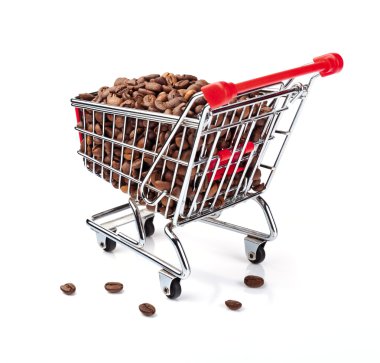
[{"left": 71, "top": 73, "right": 317, "bottom": 295}]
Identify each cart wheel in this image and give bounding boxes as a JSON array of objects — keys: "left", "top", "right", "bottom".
[
  {"left": 166, "top": 278, "right": 182, "bottom": 299},
  {"left": 249, "top": 244, "right": 266, "bottom": 264},
  {"left": 102, "top": 238, "right": 117, "bottom": 252},
  {"left": 144, "top": 217, "right": 155, "bottom": 237}
]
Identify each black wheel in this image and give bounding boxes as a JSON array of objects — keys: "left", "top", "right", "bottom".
[
  {"left": 144, "top": 217, "right": 155, "bottom": 237},
  {"left": 102, "top": 238, "right": 116, "bottom": 252},
  {"left": 166, "top": 278, "right": 182, "bottom": 299},
  {"left": 249, "top": 243, "right": 266, "bottom": 264}
]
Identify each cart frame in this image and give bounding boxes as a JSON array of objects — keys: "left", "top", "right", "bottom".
[{"left": 71, "top": 53, "right": 343, "bottom": 298}]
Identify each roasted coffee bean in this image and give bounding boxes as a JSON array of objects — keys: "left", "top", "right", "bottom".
[
  {"left": 153, "top": 179, "right": 171, "bottom": 191},
  {"left": 244, "top": 275, "right": 264, "bottom": 288},
  {"left": 174, "top": 80, "right": 190, "bottom": 89},
  {"left": 253, "top": 168, "right": 261, "bottom": 181},
  {"left": 225, "top": 300, "right": 242, "bottom": 310},
  {"left": 139, "top": 303, "right": 156, "bottom": 316},
  {"left": 60, "top": 283, "right": 76, "bottom": 295},
  {"left": 166, "top": 97, "right": 183, "bottom": 109},
  {"left": 253, "top": 183, "right": 265, "bottom": 192},
  {"left": 143, "top": 74, "right": 160, "bottom": 81},
  {"left": 154, "top": 76, "right": 167, "bottom": 85},
  {"left": 145, "top": 82, "right": 162, "bottom": 93},
  {"left": 104, "top": 282, "right": 124, "bottom": 293},
  {"left": 78, "top": 93, "right": 95, "bottom": 101}
]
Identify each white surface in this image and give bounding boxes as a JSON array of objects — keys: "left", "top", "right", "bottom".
[{"left": 0, "top": 1, "right": 379, "bottom": 362}]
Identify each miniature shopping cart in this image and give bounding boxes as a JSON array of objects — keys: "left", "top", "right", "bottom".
[{"left": 71, "top": 53, "right": 343, "bottom": 299}]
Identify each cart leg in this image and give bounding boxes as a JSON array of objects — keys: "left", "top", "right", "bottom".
[
  {"left": 200, "top": 196, "right": 278, "bottom": 263},
  {"left": 86, "top": 204, "right": 190, "bottom": 299}
]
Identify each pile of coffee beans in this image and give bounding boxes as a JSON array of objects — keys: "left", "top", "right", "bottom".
[{"left": 77, "top": 73, "right": 271, "bottom": 218}]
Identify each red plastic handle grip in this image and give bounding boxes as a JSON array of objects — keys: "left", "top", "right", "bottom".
[{"left": 201, "top": 53, "right": 343, "bottom": 109}]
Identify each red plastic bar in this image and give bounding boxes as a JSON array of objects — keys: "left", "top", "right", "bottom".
[
  {"left": 208, "top": 141, "right": 255, "bottom": 181},
  {"left": 75, "top": 107, "right": 84, "bottom": 142},
  {"left": 202, "top": 53, "right": 343, "bottom": 109}
]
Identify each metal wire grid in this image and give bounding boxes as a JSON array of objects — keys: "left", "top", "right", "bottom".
[{"left": 74, "top": 82, "right": 304, "bottom": 224}]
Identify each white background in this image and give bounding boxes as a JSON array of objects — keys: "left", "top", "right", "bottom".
[{"left": 0, "top": 1, "right": 379, "bottom": 362}]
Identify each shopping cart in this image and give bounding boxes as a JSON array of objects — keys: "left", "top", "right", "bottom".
[{"left": 71, "top": 53, "right": 343, "bottom": 299}]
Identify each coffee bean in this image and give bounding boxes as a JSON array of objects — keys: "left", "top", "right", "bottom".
[
  {"left": 225, "top": 300, "right": 242, "bottom": 310},
  {"left": 139, "top": 303, "right": 156, "bottom": 316},
  {"left": 60, "top": 283, "right": 76, "bottom": 295},
  {"left": 253, "top": 183, "right": 265, "bottom": 192},
  {"left": 104, "top": 282, "right": 124, "bottom": 293},
  {"left": 244, "top": 275, "right": 264, "bottom": 288}
]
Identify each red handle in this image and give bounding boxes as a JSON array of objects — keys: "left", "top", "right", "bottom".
[{"left": 201, "top": 53, "right": 343, "bottom": 109}]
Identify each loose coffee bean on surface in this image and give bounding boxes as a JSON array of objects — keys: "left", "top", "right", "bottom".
[
  {"left": 225, "top": 300, "right": 242, "bottom": 311},
  {"left": 60, "top": 283, "right": 76, "bottom": 295},
  {"left": 139, "top": 303, "right": 156, "bottom": 316},
  {"left": 244, "top": 275, "right": 264, "bottom": 288},
  {"left": 104, "top": 282, "right": 124, "bottom": 293}
]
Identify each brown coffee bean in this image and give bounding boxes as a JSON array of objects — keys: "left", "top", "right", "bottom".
[
  {"left": 214, "top": 197, "right": 225, "bottom": 209},
  {"left": 163, "top": 72, "right": 177, "bottom": 86},
  {"left": 153, "top": 179, "right": 171, "bottom": 191},
  {"left": 168, "top": 89, "right": 181, "bottom": 100},
  {"left": 162, "top": 85, "right": 172, "bottom": 93},
  {"left": 178, "top": 74, "right": 198, "bottom": 81},
  {"left": 174, "top": 80, "right": 190, "bottom": 89},
  {"left": 175, "top": 134, "right": 189, "bottom": 149},
  {"left": 106, "top": 94, "right": 122, "bottom": 106},
  {"left": 78, "top": 93, "right": 95, "bottom": 101},
  {"left": 104, "top": 282, "right": 124, "bottom": 293},
  {"left": 225, "top": 300, "right": 242, "bottom": 310},
  {"left": 164, "top": 170, "right": 173, "bottom": 182},
  {"left": 244, "top": 275, "right": 264, "bottom": 288},
  {"left": 60, "top": 283, "right": 76, "bottom": 295},
  {"left": 184, "top": 89, "right": 196, "bottom": 101},
  {"left": 139, "top": 303, "right": 156, "bottom": 316},
  {"left": 143, "top": 74, "right": 160, "bottom": 81},
  {"left": 173, "top": 103, "right": 186, "bottom": 116},
  {"left": 154, "top": 76, "right": 167, "bottom": 85},
  {"left": 121, "top": 99, "right": 135, "bottom": 108},
  {"left": 143, "top": 94, "right": 156, "bottom": 108},
  {"left": 92, "top": 146, "right": 102, "bottom": 158},
  {"left": 155, "top": 99, "right": 168, "bottom": 111},
  {"left": 114, "top": 77, "right": 129, "bottom": 86},
  {"left": 207, "top": 182, "right": 219, "bottom": 198},
  {"left": 253, "top": 183, "right": 265, "bottom": 192},
  {"left": 187, "top": 83, "right": 201, "bottom": 92},
  {"left": 253, "top": 168, "right": 261, "bottom": 181},
  {"left": 166, "top": 97, "right": 183, "bottom": 109},
  {"left": 145, "top": 82, "right": 162, "bottom": 93}
]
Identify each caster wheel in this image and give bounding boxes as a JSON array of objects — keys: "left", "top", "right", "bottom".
[
  {"left": 166, "top": 278, "right": 182, "bottom": 299},
  {"left": 102, "top": 238, "right": 116, "bottom": 252},
  {"left": 249, "top": 243, "right": 266, "bottom": 264},
  {"left": 144, "top": 217, "right": 155, "bottom": 237}
]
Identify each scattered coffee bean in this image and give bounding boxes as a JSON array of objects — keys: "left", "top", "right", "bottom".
[
  {"left": 244, "top": 275, "right": 264, "bottom": 288},
  {"left": 60, "top": 283, "right": 76, "bottom": 295},
  {"left": 139, "top": 303, "right": 156, "bottom": 316},
  {"left": 104, "top": 282, "right": 123, "bottom": 293},
  {"left": 225, "top": 300, "right": 242, "bottom": 311}
]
